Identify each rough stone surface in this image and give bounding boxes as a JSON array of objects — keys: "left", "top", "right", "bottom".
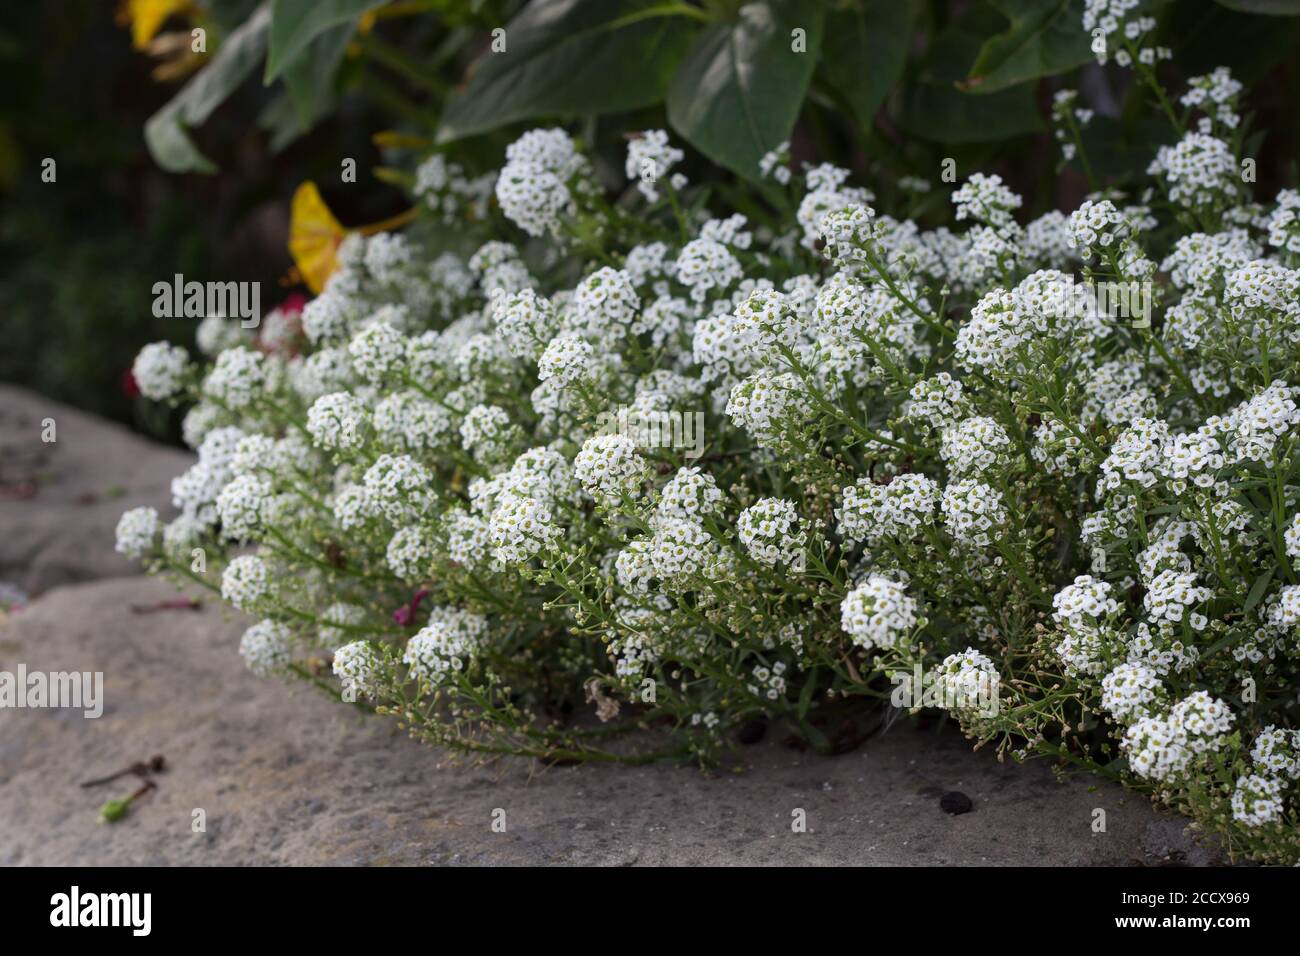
[
  {"left": 0, "top": 576, "right": 1221, "bottom": 866},
  {"left": 0, "top": 385, "right": 193, "bottom": 597}
]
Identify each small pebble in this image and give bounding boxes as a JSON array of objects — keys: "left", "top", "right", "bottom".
[
  {"left": 736, "top": 719, "right": 766, "bottom": 745},
  {"left": 940, "top": 791, "right": 973, "bottom": 815}
]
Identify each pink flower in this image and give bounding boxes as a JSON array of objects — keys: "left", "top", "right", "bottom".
[{"left": 393, "top": 587, "right": 429, "bottom": 627}]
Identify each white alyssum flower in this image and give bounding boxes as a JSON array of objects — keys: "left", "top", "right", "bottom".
[
  {"left": 840, "top": 576, "right": 918, "bottom": 650},
  {"left": 1251, "top": 726, "right": 1300, "bottom": 779},
  {"left": 386, "top": 525, "right": 436, "bottom": 582},
  {"left": 114, "top": 507, "right": 159, "bottom": 559},
  {"left": 132, "top": 342, "right": 189, "bottom": 400},
  {"left": 574, "top": 434, "right": 648, "bottom": 506},
  {"left": 403, "top": 607, "right": 489, "bottom": 686},
  {"left": 333, "top": 641, "right": 385, "bottom": 699},
  {"left": 674, "top": 237, "right": 743, "bottom": 304},
  {"left": 489, "top": 494, "right": 562, "bottom": 565},
  {"left": 737, "top": 498, "right": 806, "bottom": 568},
  {"left": 307, "top": 391, "right": 370, "bottom": 452},
  {"left": 1231, "top": 774, "right": 1284, "bottom": 827},
  {"left": 1169, "top": 690, "right": 1234, "bottom": 754},
  {"left": 203, "top": 346, "right": 267, "bottom": 409},
  {"left": 221, "top": 553, "right": 271, "bottom": 611},
  {"left": 1100, "top": 661, "right": 1163, "bottom": 722},
  {"left": 940, "top": 416, "right": 1012, "bottom": 476},
  {"left": 373, "top": 390, "right": 452, "bottom": 453},
  {"left": 495, "top": 127, "right": 586, "bottom": 237},
  {"left": 935, "top": 648, "right": 1000, "bottom": 715},
  {"left": 940, "top": 478, "right": 1007, "bottom": 547},
  {"left": 492, "top": 288, "right": 557, "bottom": 355},
  {"left": 460, "top": 404, "right": 517, "bottom": 462},
  {"left": 836, "top": 474, "right": 939, "bottom": 547},
  {"left": 238, "top": 619, "right": 291, "bottom": 676},
  {"left": 537, "top": 335, "right": 595, "bottom": 386},
  {"left": 1143, "top": 569, "right": 1212, "bottom": 624},
  {"left": 215, "top": 474, "right": 271, "bottom": 540},
  {"left": 905, "top": 373, "right": 968, "bottom": 429},
  {"left": 563, "top": 267, "right": 640, "bottom": 340},
  {"left": 655, "top": 466, "right": 724, "bottom": 524},
  {"left": 362, "top": 454, "right": 436, "bottom": 525},
  {"left": 626, "top": 129, "right": 684, "bottom": 202},
  {"left": 348, "top": 320, "right": 407, "bottom": 383},
  {"left": 1123, "top": 713, "right": 1192, "bottom": 781}
]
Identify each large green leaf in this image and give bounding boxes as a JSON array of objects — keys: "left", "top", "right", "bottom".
[
  {"left": 897, "top": 2, "right": 1043, "bottom": 143},
  {"left": 264, "top": 0, "right": 386, "bottom": 82},
  {"left": 437, "top": 0, "right": 697, "bottom": 143},
  {"left": 1212, "top": 0, "right": 1300, "bottom": 13},
  {"left": 281, "top": 21, "right": 353, "bottom": 127},
  {"left": 667, "top": 0, "right": 825, "bottom": 180},
  {"left": 961, "top": 0, "right": 1093, "bottom": 94},
  {"left": 144, "top": 4, "right": 271, "bottom": 174},
  {"left": 818, "top": 0, "right": 913, "bottom": 128}
]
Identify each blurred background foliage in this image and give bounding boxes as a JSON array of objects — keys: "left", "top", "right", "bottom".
[{"left": 2, "top": 0, "right": 1298, "bottom": 430}]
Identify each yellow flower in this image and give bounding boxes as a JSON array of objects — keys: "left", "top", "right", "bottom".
[
  {"left": 288, "top": 182, "right": 417, "bottom": 293},
  {"left": 118, "top": 0, "right": 192, "bottom": 51},
  {"left": 288, "top": 182, "right": 348, "bottom": 295}
]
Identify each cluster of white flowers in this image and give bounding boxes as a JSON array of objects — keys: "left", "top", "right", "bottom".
[
  {"left": 332, "top": 641, "right": 385, "bottom": 699},
  {"left": 836, "top": 474, "right": 938, "bottom": 547},
  {"left": 114, "top": 506, "right": 160, "bottom": 559},
  {"left": 403, "top": 607, "right": 488, "bottom": 686},
  {"left": 626, "top": 129, "right": 685, "bottom": 202},
  {"left": 495, "top": 128, "right": 588, "bottom": 237},
  {"left": 414, "top": 153, "right": 494, "bottom": 223},
  {"left": 120, "top": 74, "right": 1300, "bottom": 861},
  {"left": 935, "top": 649, "right": 1000, "bottom": 716},
  {"left": 840, "top": 576, "right": 918, "bottom": 651},
  {"left": 1148, "top": 133, "right": 1242, "bottom": 212},
  {"left": 574, "top": 434, "right": 648, "bottom": 506},
  {"left": 238, "top": 619, "right": 291, "bottom": 676},
  {"left": 1082, "top": 2, "right": 1166, "bottom": 68},
  {"left": 737, "top": 498, "right": 806, "bottom": 568},
  {"left": 132, "top": 342, "right": 190, "bottom": 400}
]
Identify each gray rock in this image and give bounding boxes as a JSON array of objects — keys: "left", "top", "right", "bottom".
[
  {"left": 0, "top": 576, "right": 1220, "bottom": 865},
  {"left": 0, "top": 385, "right": 192, "bottom": 597}
]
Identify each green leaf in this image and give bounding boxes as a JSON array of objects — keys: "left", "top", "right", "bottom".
[
  {"left": 798, "top": 665, "right": 819, "bottom": 718},
  {"left": 896, "top": 2, "right": 1044, "bottom": 143},
  {"left": 667, "top": 0, "right": 825, "bottom": 180},
  {"left": 961, "top": 0, "right": 1093, "bottom": 94},
  {"left": 265, "top": 0, "right": 386, "bottom": 82},
  {"left": 1212, "top": 0, "right": 1300, "bottom": 13},
  {"left": 145, "top": 4, "right": 272, "bottom": 174},
  {"left": 1244, "top": 567, "right": 1276, "bottom": 614},
  {"left": 818, "top": 0, "right": 914, "bottom": 127},
  {"left": 281, "top": 20, "right": 353, "bottom": 128},
  {"left": 438, "top": 0, "right": 697, "bottom": 143}
]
